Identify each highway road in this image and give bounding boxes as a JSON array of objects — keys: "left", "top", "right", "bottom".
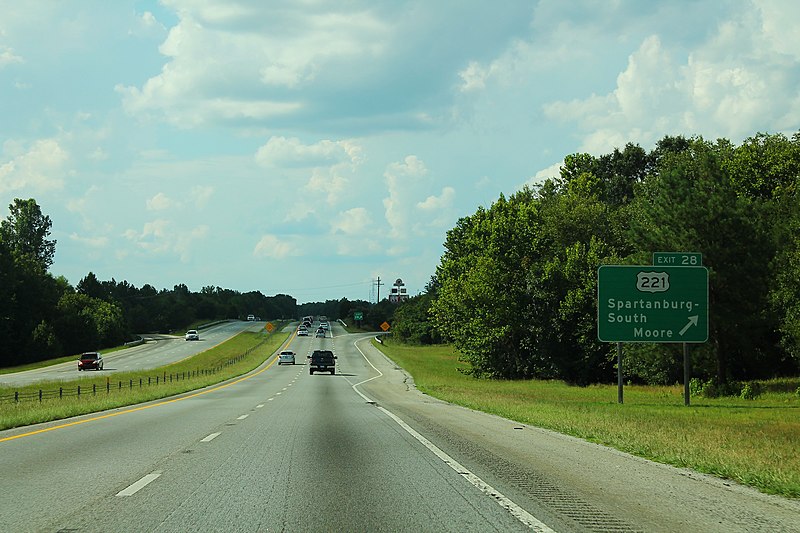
[
  {"left": 0, "top": 320, "right": 262, "bottom": 388},
  {"left": 1, "top": 321, "right": 798, "bottom": 532}
]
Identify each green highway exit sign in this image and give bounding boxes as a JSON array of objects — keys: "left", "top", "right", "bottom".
[{"left": 597, "top": 265, "right": 708, "bottom": 343}]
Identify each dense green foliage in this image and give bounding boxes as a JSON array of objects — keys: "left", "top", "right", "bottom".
[{"left": 429, "top": 133, "right": 800, "bottom": 385}]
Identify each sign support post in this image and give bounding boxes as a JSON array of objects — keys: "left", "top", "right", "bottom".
[
  {"left": 617, "top": 342, "right": 623, "bottom": 404},
  {"left": 683, "top": 343, "right": 691, "bottom": 406}
]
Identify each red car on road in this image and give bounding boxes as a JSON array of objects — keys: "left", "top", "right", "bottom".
[{"left": 78, "top": 352, "right": 104, "bottom": 371}]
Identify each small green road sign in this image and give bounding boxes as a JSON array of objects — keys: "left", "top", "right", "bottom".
[
  {"left": 653, "top": 252, "right": 702, "bottom": 266},
  {"left": 597, "top": 265, "right": 708, "bottom": 343},
  {"left": 354, "top": 311, "right": 363, "bottom": 321}
]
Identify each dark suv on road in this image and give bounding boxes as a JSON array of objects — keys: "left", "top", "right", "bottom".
[{"left": 308, "top": 350, "right": 336, "bottom": 375}]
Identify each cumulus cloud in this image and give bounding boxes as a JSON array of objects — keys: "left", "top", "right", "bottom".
[
  {"left": 417, "top": 187, "right": 455, "bottom": 211},
  {"left": 191, "top": 185, "right": 214, "bottom": 208},
  {"left": 117, "top": 1, "right": 533, "bottom": 132},
  {"left": 253, "top": 234, "right": 301, "bottom": 259},
  {"left": 129, "top": 11, "right": 167, "bottom": 38},
  {"left": 0, "top": 46, "right": 23, "bottom": 67},
  {"left": 383, "top": 155, "right": 428, "bottom": 241},
  {"left": 332, "top": 207, "right": 372, "bottom": 235},
  {"left": 522, "top": 161, "right": 563, "bottom": 189},
  {"left": 255, "top": 137, "right": 362, "bottom": 168},
  {"left": 69, "top": 233, "right": 109, "bottom": 248},
  {"left": 459, "top": 61, "right": 489, "bottom": 92},
  {"left": 124, "top": 219, "right": 208, "bottom": 261},
  {"left": 0, "top": 139, "right": 68, "bottom": 194},
  {"left": 542, "top": 7, "right": 800, "bottom": 154},
  {"left": 146, "top": 192, "right": 173, "bottom": 211},
  {"left": 330, "top": 207, "right": 383, "bottom": 256}
]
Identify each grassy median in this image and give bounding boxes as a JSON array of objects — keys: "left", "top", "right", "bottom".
[
  {"left": 374, "top": 339, "right": 800, "bottom": 499},
  {"left": 0, "top": 327, "right": 290, "bottom": 431}
]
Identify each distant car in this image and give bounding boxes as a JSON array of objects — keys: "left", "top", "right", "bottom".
[
  {"left": 320, "top": 322, "right": 329, "bottom": 330},
  {"left": 278, "top": 350, "right": 296, "bottom": 365},
  {"left": 297, "top": 326, "right": 308, "bottom": 336},
  {"left": 315, "top": 328, "right": 325, "bottom": 338},
  {"left": 247, "top": 314, "right": 255, "bottom": 321},
  {"left": 185, "top": 330, "right": 199, "bottom": 341},
  {"left": 78, "top": 352, "right": 103, "bottom": 371}
]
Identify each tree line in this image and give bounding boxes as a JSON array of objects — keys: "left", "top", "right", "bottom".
[
  {"left": 0, "top": 198, "right": 299, "bottom": 368},
  {"left": 0, "top": 197, "right": 404, "bottom": 369},
  {"left": 392, "top": 132, "right": 800, "bottom": 386}
]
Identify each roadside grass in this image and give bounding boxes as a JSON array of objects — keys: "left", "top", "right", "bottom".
[
  {"left": 374, "top": 340, "right": 800, "bottom": 499},
  {"left": 0, "top": 327, "right": 290, "bottom": 431}
]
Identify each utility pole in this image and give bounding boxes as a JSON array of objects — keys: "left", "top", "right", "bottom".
[{"left": 375, "top": 276, "right": 384, "bottom": 303}]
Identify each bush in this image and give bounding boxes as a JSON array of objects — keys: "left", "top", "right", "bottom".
[
  {"left": 739, "top": 381, "right": 763, "bottom": 400},
  {"left": 689, "top": 378, "right": 743, "bottom": 398}
]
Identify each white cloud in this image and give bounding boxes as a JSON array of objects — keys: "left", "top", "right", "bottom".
[
  {"left": 253, "top": 234, "right": 301, "bottom": 259},
  {"left": 332, "top": 207, "right": 372, "bottom": 235},
  {"left": 417, "top": 186, "right": 455, "bottom": 211},
  {"left": 383, "top": 155, "right": 428, "bottom": 241},
  {"left": 69, "top": 233, "right": 109, "bottom": 248},
  {"left": 0, "top": 46, "right": 23, "bottom": 68},
  {"left": 255, "top": 137, "right": 362, "bottom": 168},
  {"left": 191, "top": 185, "right": 214, "bottom": 208},
  {"left": 330, "top": 208, "right": 383, "bottom": 256},
  {"left": 542, "top": 8, "right": 800, "bottom": 154},
  {"left": 123, "top": 219, "right": 208, "bottom": 261},
  {"left": 117, "top": 2, "right": 387, "bottom": 128},
  {"left": 305, "top": 168, "right": 349, "bottom": 206},
  {"left": 146, "top": 192, "right": 173, "bottom": 211},
  {"left": 0, "top": 139, "right": 68, "bottom": 194},
  {"left": 522, "top": 161, "right": 562, "bottom": 189},
  {"left": 459, "top": 61, "right": 489, "bottom": 92}
]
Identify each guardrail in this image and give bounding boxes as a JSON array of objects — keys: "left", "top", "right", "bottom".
[{"left": 0, "top": 339, "right": 268, "bottom": 405}]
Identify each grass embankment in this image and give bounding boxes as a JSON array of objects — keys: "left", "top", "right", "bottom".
[
  {"left": 0, "top": 328, "right": 289, "bottom": 431},
  {"left": 374, "top": 340, "right": 800, "bottom": 499}
]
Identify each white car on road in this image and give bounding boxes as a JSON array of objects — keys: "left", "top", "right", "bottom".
[{"left": 278, "top": 351, "right": 296, "bottom": 365}]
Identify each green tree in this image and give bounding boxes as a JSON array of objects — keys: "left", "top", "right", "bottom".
[
  {"left": 628, "top": 137, "right": 777, "bottom": 382},
  {"left": 0, "top": 198, "right": 57, "bottom": 269},
  {"left": 431, "top": 189, "right": 543, "bottom": 378}
]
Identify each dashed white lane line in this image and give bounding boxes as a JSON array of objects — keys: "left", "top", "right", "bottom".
[
  {"left": 201, "top": 432, "right": 221, "bottom": 442},
  {"left": 276, "top": 392, "right": 282, "bottom": 396},
  {"left": 268, "top": 398, "right": 274, "bottom": 401},
  {"left": 116, "top": 471, "right": 162, "bottom": 497},
  {"left": 237, "top": 414, "right": 249, "bottom": 420},
  {"left": 256, "top": 404, "right": 265, "bottom": 409}
]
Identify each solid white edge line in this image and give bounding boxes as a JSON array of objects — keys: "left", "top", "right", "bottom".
[
  {"left": 352, "top": 337, "right": 555, "bottom": 533},
  {"left": 116, "top": 471, "right": 162, "bottom": 497},
  {"left": 201, "top": 432, "right": 221, "bottom": 442}
]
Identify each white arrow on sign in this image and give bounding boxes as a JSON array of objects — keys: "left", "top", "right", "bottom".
[{"left": 679, "top": 315, "right": 699, "bottom": 336}]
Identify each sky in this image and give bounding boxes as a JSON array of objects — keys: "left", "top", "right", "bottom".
[{"left": 1, "top": 1, "right": 799, "bottom": 304}]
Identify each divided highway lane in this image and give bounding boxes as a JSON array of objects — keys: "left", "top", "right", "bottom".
[
  {"left": 1, "top": 323, "right": 531, "bottom": 532},
  {"left": 0, "top": 320, "right": 260, "bottom": 388},
  {"left": 6, "top": 321, "right": 796, "bottom": 531}
]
